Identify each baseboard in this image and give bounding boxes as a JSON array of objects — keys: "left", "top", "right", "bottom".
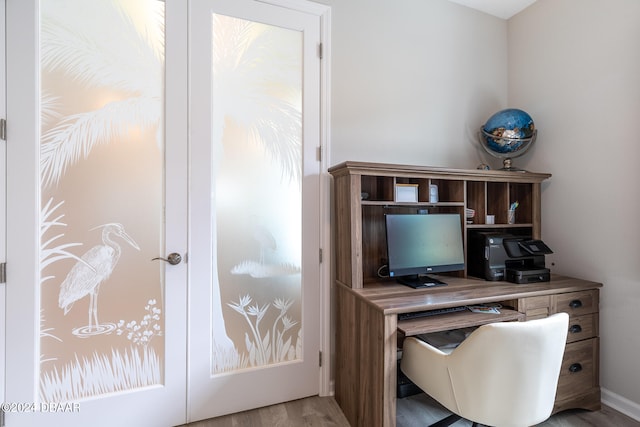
[
  {"left": 320, "top": 378, "right": 335, "bottom": 397},
  {"left": 601, "top": 387, "right": 640, "bottom": 421}
]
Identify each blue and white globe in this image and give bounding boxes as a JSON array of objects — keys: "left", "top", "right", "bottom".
[{"left": 479, "top": 108, "right": 537, "bottom": 170}]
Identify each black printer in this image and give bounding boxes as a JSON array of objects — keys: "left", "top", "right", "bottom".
[{"left": 467, "top": 231, "right": 553, "bottom": 284}]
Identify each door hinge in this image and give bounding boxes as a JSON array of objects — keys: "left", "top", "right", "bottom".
[
  {"left": 319, "top": 350, "right": 322, "bottom": 367},
  {"left": 0, "top": 118, "right": 6, "bottom": 141},
  {"left": 319, "top": 248, "right": 323, "bottom": 263},
  {"left": 316, "top": 146, "right": 322, "bottom": 162},
  {"left": 0, "top": 262, "right": 5, "bottom": 284},
  {"left": 318, "top": 42, "right": 323, "bottom": 59},
  {"left": 1, "top": 406, "right": 5, "bottom": 427}
]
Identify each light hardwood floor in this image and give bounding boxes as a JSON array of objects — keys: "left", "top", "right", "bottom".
[
  {"left": 398, "top": 393, "right": 640, "bottom": 427},
  {"left": 180, "top": 396, "right": 348, "bottom": 427},
  {"left": 183, "top": 394, "right": 640, "bottom": 427}
]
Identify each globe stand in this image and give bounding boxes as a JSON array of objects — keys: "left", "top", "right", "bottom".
[
  {"left": 478, "top": 128, "right": 537, "bottom": 172},
  {"left": 500, "top": 158, "right": 525, "bottom": 172}
]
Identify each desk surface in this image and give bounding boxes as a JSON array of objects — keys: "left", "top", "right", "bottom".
[{"left": 344, "top": 274, "right": 602, "bottom": 315}]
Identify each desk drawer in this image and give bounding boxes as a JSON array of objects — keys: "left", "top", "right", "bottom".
[
  {"left": 552, "top": 290, "right": 598, "bottom": 317},
  {"left": 556, "top": 338, "right": 599, "bottom": 401},
  {"left": 512, "top": 295, "right": 550, "bottom": 320},
  {"left": 566, "top": 313, "right": 598, "bottom": 343}
]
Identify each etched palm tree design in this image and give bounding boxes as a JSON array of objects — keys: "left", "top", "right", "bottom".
[
  {"left": 209, "top": 14, "right": 303, "bottom": 366},
  {"left": 59, "top": 223, "right": 140, "bottom": 336},
  {"left": 39, "top": 0, "right": 164, "bottom": 188}
]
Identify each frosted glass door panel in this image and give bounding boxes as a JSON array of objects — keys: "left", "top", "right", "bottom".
[
  {"left": 211, "top": 13, "right": 303, "bottom": 374},
  {"left": 183, "top": 0, "right": 321, "bottom": 419},
  {"left": 39, "top": 0, "right": 166, "bottom": 401}
]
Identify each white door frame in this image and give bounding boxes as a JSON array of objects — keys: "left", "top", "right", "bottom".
[
  {"left": 311, "top": 0, "right": 332, "bottom": 397},
  {"left": 0, "top": 0, "right": 7, "bottom": 410},
  {"left": 5, "top": 1, "right": 41, "bottom": 412}
]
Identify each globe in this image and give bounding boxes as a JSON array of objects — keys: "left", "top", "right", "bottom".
[{"left": 478, "top": 108, "right": 537, "bottom": 171}]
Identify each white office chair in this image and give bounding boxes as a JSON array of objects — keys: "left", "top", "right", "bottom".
[{"left": 400, "top": 312, "right": 569, "bottom": 427}]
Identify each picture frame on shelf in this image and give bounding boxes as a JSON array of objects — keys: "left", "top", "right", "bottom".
[{"left": 395, "top": 183, "right": 419, "bottom": 203}]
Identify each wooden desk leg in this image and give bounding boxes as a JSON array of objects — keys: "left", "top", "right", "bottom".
[
  {"left": 335, "top": 286, "right": 359, "bottom": 425},
  {"left": 383, "top": 313, "right": 398, "bottom": 427},
  {"left": 334, "top": 286, "right": 398, "bottom": 427},
  {"left": 357, "top": 301, "right": 397, "bottom": 427}
]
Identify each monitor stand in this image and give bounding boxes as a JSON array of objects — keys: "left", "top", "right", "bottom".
[{"left": 397, "top": 275, "right": 448, "bottom": 289}]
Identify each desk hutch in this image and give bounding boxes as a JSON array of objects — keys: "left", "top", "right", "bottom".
[{"left": 328, "top": 161, "right": 601, "bottom": 427}]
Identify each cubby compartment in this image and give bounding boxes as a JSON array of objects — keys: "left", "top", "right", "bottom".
[
  {"left": 486, "top": 182, "right": 509, "bottom": 224},
  {"left": 362, "top": 205, "right": 387, "bottom": 283},
  {"left": 429, "top": 179, "right": 464, "bottom": 204},
  {"left": 361, "top": 204, "right": 466, "bottom": 284},
  {"left": 466, "top": 181, "right": 486, "bottom": 224},
  {"left": 394, "top": 177, "right": 423, "bottom": 203},
  {"left": 509, "top": 183, "right": 533, "bottom": 224},
  {"left": 361, "top": 175, "right": 394, "bottom": 202}
]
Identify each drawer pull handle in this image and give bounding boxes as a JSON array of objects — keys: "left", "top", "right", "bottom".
[
  {"left": 569, "top": 325, "right": 582, "bottom": 334},
  {"left": 569, "top": 300, "right": 583, "bottom": 309},
  {"left": 569, "top": 363, "right": 583, "bottom": 373}
]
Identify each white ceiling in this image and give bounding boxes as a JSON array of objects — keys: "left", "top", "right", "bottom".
[{"left": 446, "top": 0, "right": 538, "bottom": 19}]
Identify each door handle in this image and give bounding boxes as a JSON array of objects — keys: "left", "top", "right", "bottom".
[{"left": 151, "top": 253, "right": 182, "bottom": 265}]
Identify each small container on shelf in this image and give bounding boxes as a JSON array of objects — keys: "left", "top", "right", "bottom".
[
  {"left": 429, "top": 184, "right": 439, "bottom": 203},
  {"left": 465, "top": 208, "right": 476, "bottom": 224},
  {"left": 508, "top": 201, "right": 519, "bottom": 224}
]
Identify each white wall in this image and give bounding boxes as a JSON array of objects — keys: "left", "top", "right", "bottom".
[
  {"left": 317, "top": 0, "right": 640, "bottom": 419},
  {"left": 509, "top": 0, "right": 640, "bottom": 418},
  {"left": 315, "top": 0, "right": 508, "bottom": 169}
]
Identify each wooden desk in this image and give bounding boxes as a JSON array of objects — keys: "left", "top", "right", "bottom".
[{"left": 334, "top": 274, "right": 602, "bottom": 427}]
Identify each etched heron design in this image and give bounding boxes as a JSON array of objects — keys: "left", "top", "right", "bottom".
[
  {"left": 252, "top": 221, "right": 277, "bottom": 265},
  {"left": 59, "top": 223, "right": 140, "bottom": 333}
]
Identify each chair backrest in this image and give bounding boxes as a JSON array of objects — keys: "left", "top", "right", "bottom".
[
  {"left": 446, "top": 312, "right": 569, "bottom": 426},
  {"left": 401, "top": 313, "right": 570, "bottom": 427}
]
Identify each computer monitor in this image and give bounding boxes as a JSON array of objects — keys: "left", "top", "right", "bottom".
[{"left": 385, "top": 213, "right": 465, "bottom": 288}]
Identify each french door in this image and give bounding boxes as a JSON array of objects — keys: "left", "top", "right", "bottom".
[
  {"left": 4, "top": 0, "right": 327, "bottom": 426},
  {"left": 188, "top": 0, "right": 322, "bottom": 420},
  {"left": 6, "top": 1, "right": 188, "bottom": 426}
]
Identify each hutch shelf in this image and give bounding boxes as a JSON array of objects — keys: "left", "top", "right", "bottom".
[{"left": 328, "top": 161, "right": 551, "bottom": 288}]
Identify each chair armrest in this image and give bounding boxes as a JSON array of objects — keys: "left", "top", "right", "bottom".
[{"left": 400, "top": 337, "right": 459, "bottom": 413}]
